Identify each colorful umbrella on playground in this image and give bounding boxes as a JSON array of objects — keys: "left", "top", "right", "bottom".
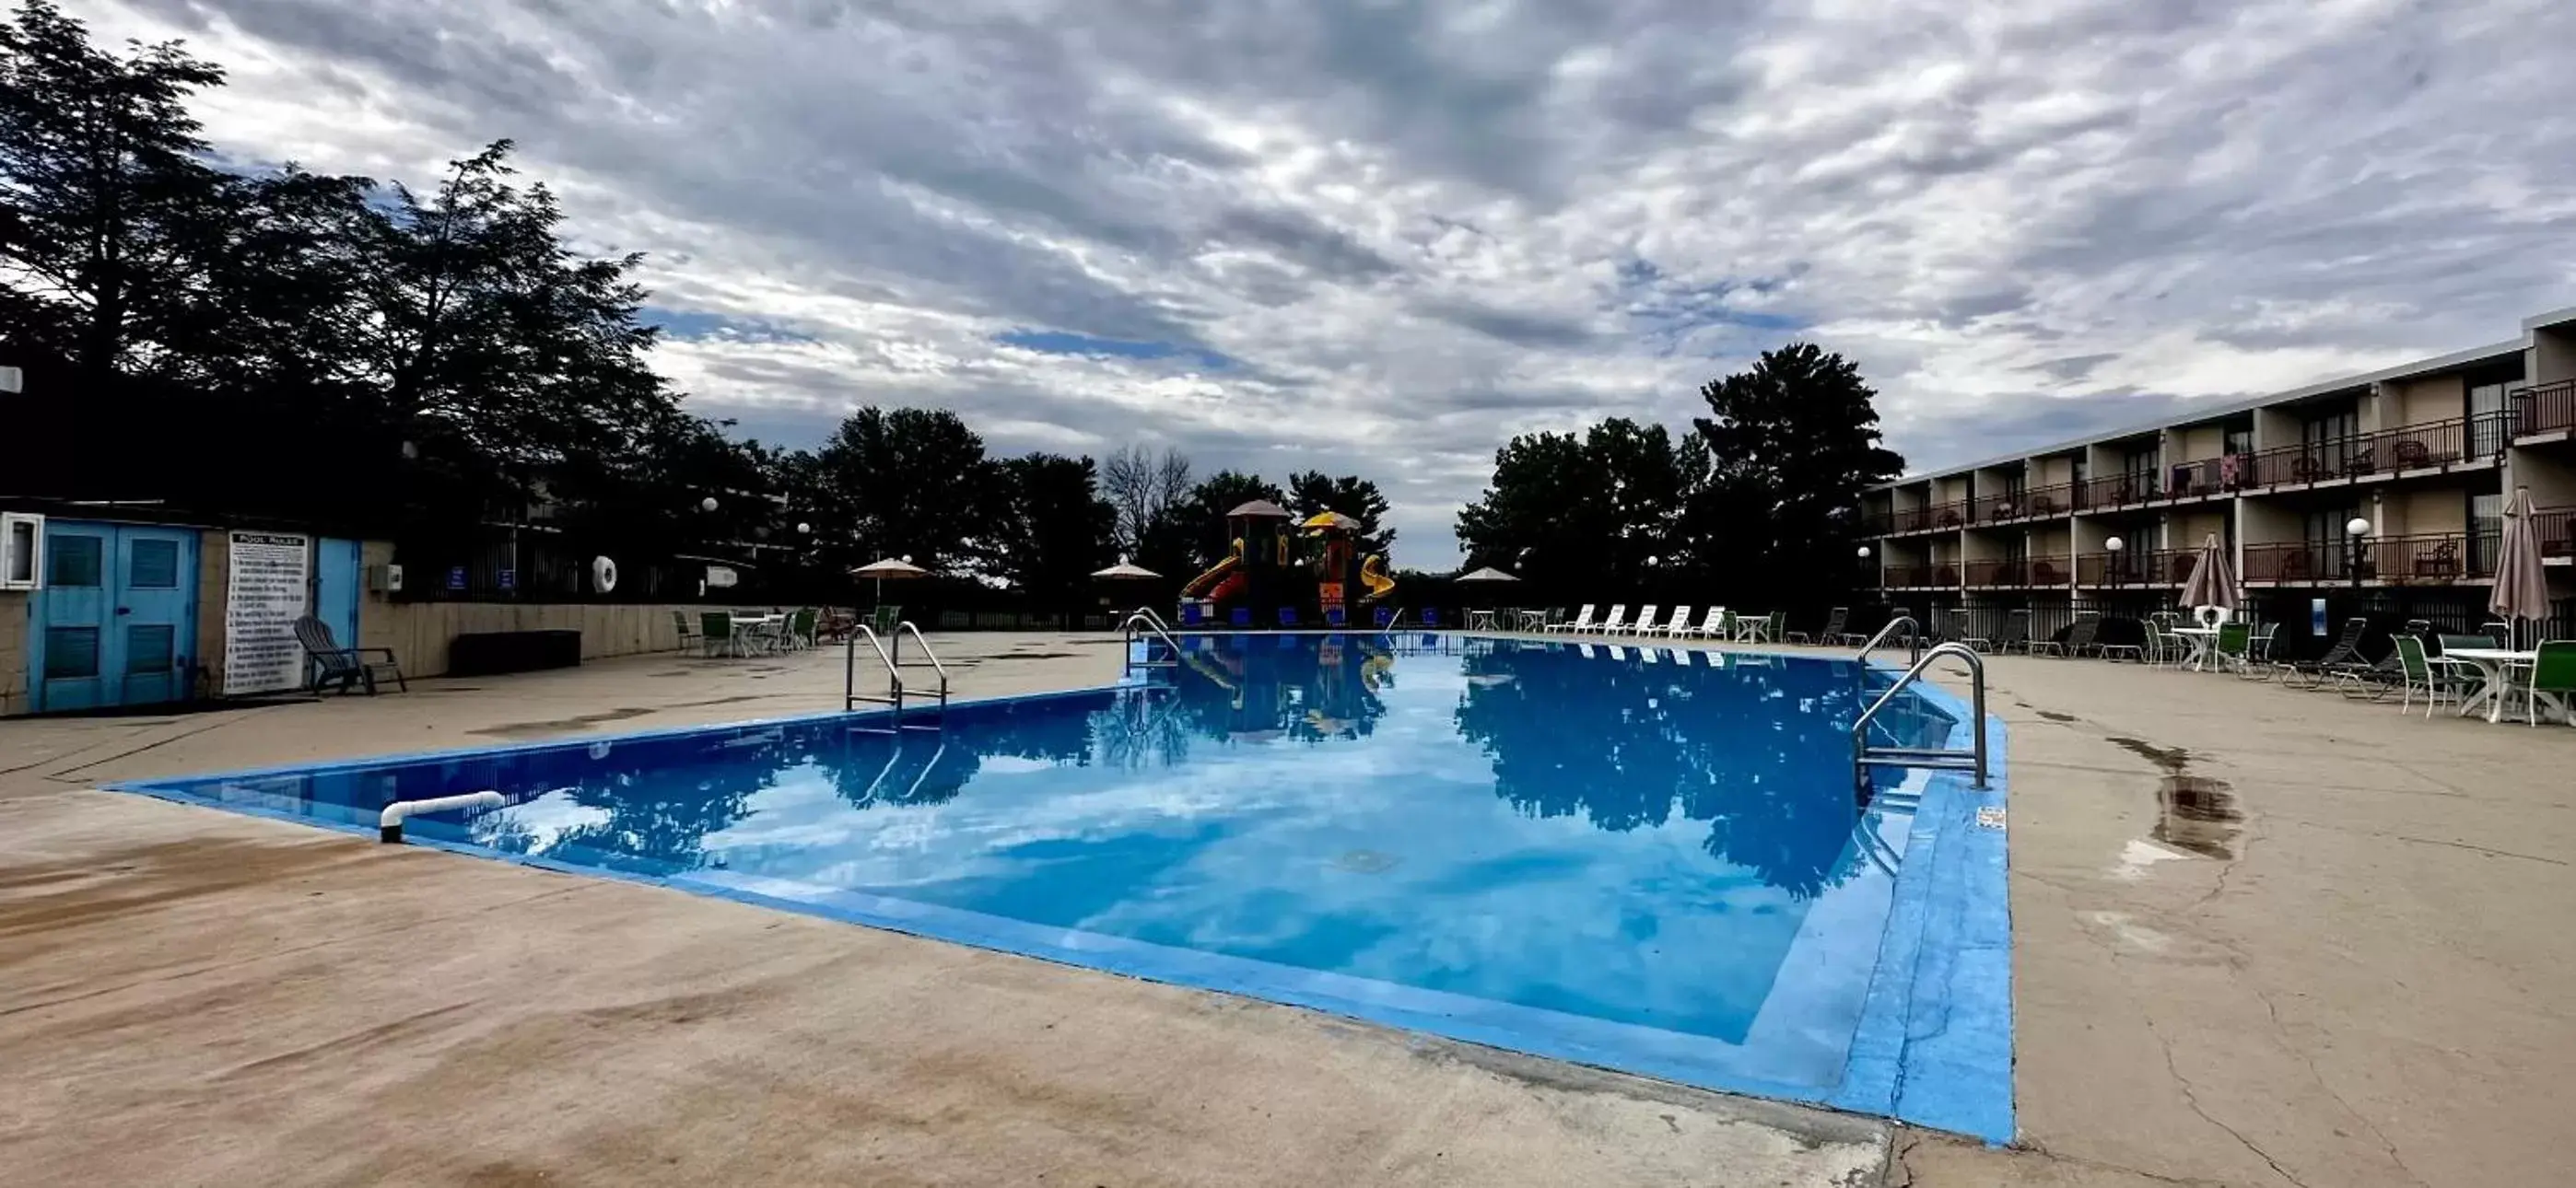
[
  {"left": 2177, "top": 532, "right": 2237, "bottom": 612},
  {"left": 2489, "top": 487, "right": 2548, "bottom": 649},
  {"left": 1300, "top": 510, "right": 1362, "bottom": 532}
]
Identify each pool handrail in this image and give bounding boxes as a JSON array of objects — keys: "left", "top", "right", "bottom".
[
  {"left": 1853, "top": 641, "right": 1988, "bottom": 792},
  {"left": 1856, "top": 615, "right": 1922, "bottom": 668},
  {"left": 378, "top": 790, "right": 506, "bottom": 843},
  {"left": 1122, "top": 611, "right": 1182, "bottom": 666}
]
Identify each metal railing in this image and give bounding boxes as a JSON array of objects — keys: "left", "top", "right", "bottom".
[
  {"left": 1121, "top": 609, "right": 1182, "bottom": 667},
  {"left": 2535, "top": 506, "right": 2575, "bottom": 560},
  {"left": 1961, "top": 555, "right": 2072, "bottom": 588},
  {"left": 2075, "top": 549, "right": 2197, "bottom": 587},
  {"left": 1856, "top": 615, "right": 1922, "bottom": 668},
  {"left": 2242, "top": 531, "right": 2499, "bottom": 585},
  {"left": 1853, "top": 642, "right": 1989, "bottom": 793},
  {"left": 1982, "top": 483, "right": 2076, "bottom": 523},
  {"left": 2078, "top": 472, "right": 2160, "bottom": 508},
  {"left": 844, "top": 623, "right": 946, "bottom": 731},
  {"left": 2515, "top": 379, "right": 2576, "bottom": 437},
  {"left": 2240, "top": 413, "right": 2510, "bottom": 488}
]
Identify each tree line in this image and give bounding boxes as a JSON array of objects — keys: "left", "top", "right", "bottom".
[{"left": 0, "top": 3, "right": 1399, "bottom": 602}]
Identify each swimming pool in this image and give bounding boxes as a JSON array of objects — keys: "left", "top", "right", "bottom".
[{"left": 118, "top": 634, "right": 2010, "bottom": 1139}]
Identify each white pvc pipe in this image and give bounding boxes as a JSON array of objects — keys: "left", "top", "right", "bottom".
[{"left": 378, "top": 790, "right": 506, "bottom": 843}]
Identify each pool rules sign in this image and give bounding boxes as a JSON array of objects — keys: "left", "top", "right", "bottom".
[{"left": 224, "top": 532, "right": 311, "bottom": 695}]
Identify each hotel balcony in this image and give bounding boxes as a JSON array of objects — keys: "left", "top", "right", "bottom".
[
  {"left": 1978, "top": 483, "right": 2078, "bottom": 524},
  {"left": 2074, "top": 549, "right": 2198, "bottom": 588},
  {"left": 1874, "top": 501, "right": 1970, "bottom": 536},
  {"left": 2236, "top": 413, "right": 2509, "bottom": 491},
  {"left": 1881, "top": 562, "right": 1960, "bottom": 589},
  {"left": 2515, "top": 379, "right": 2575, "bottom": 440},
  {"left": 2242, "top": 531, "right": 2500, "bottom": 587},
  {"left": 2077, "top": 472, "right": 2162, "bottom": 510},
  {"left": 2537, "top": 505, "right": 2574, "bottom": 564},
  {"left": 1962, "top": 555, "right": 2072, "bottom": 588}
]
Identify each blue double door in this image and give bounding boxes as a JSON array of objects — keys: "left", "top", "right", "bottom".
[{"left": 30, "top": 522, "right": 200, "bottom": 712}]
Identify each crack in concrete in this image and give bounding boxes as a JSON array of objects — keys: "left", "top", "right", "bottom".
[
  {"left": 2141, "top": 1009, "right": 2309, "bottom": 1187},
  {"left": 2248, "top": 984, "right": 2429, "bottom": 1188},
  {"left": 2272, "top": 816, "right": 2570, "bottom": 867}
]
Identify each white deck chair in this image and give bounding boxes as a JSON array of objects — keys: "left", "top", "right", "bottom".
[
  {"left": 1625, "top": 605, "right": 1657, "bottom": 636},
  {"left": 1585, "top": 604, "right": 1629, "bottom": 635},
  {"left": 1647, "top": 605, "right": 1692, "bottom": 637},
  {"left": 1547, "top": 604, "right": 1596, "bottom": 634},
  {"left": 1680, "top": 606, "right": 1727, "bottom": 638}
]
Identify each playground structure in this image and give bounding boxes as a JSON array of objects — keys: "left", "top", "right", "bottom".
[{"left": 1179, "top": 500, "right": 1399, "bottom": 627}]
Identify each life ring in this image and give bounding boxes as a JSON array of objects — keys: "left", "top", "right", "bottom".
[{"left": 592, "top": 555, "right": 619, "bottom": 593}]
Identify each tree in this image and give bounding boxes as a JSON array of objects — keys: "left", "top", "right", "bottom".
[
  {"left": 0, "top": 0, "right": 228, "bottom": 379},
  {"left": 1455, "top": 418, "right": 1687, "bottom": 592},
  {"left": 1285, "top": 471, "right": 1397, "bottom": 558},
  {"left": 1182, "top": 470, "right": 1284, "bottom": 569},
  {"left": 1689, "top": 344, "right": 1904, "bottom": 602},
  {"left": 1101, "top": 445, "right": 1194, "bottom": 575},
  {"left": 809, "top": 407, "right": 993, "bottom": 570},
  {"left": 982, "top": 452, "right": 1116, "bottom": 600}
]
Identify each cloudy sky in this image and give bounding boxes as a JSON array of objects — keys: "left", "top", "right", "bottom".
[{"left": 85, "top": 0, "right": 2576, "bottom": 564}]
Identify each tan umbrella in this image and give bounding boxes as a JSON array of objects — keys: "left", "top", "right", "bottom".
[
  {"left": 2178, "top": 532, "right": 2237, "bottom": 613},
  {"left": 1090, "top": 560, "right": 1164, "bottom": 580},
  {"left": 1455, "top": 566, "right": 1521, "bottom": 583},
  {"left": 2489, "top": 487, "right": 2549, "bottom": 649},
  {"left": 850, "top": 556, "right": 928, "bottom": 605}
]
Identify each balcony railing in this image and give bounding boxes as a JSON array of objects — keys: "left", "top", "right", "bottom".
[
  {"left": 2074, "top": 549, "right": 2198, "bottom": 587},
  {"left": 2239, "top": 413, "right": 2509, "bottom": 489},
  {"left": 1881, "top": 504, "right": 1966, "bottom": 533},
  {"left": 2079, "top": 472, "right": 2160, "bottom": 508},
  {"left": 2242, "top": 531, "right": 2500, "bottom": 585},
  {"left": 2535, "top": 506, "right": 2574, "bottom": 560},
  {"left": 1882, "top": 563, "right": 1961, "bottom": 588},
  {"left": 2516, "top": 379, "right": 2576, "bottom": 437},
  {"left": 1980, "top": 483, "right": 2078, "bottom": 523},
  {"left": 1962, "top": 555, "right": 2071, "bottom": 588}
]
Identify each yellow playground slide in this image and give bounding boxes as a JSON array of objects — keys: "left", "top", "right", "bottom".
[{"left": 1359, "top": 553, "right": 1397, "bottom": 602}]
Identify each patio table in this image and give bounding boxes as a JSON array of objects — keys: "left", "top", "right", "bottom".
[
  {"left": 1516, "top": 610, "right": 1550, "bottom": 632},
  {"left": 1466, "top": 610, "right": 1498, "bottom": 631},
  {"left": 2443, "top": 647, "right": 2562, "bottom": 724},
  {"left": 2169, "top": 625, "right": 2219, "bottom": 671}
]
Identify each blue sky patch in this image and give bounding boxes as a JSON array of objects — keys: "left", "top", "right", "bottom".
[{"left": 997, "top": 329, "right": 1235, "bottom": 369}]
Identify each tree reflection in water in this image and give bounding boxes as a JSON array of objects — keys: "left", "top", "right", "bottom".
[
  {"left": 1160, "top": 633, "right": 1395, "bottom": 745},
  {"left": 1452, "top": 644, "right": 1943, "bottom": 901}
]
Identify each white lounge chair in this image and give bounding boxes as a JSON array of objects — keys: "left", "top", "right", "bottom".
[
  {"left": 1626, "top": 605, "right": 1658, "bottom": 637},
  {"left": 1585, "top": 604, "right": 1629, "bottom": 635},
  {"left": 1647, "top": 605, "right": 1692, "bottom": 637},
  {"left": 1547, "top": 604, "right": 1596, "bottom": 634},
  {"left": 1680, "top": 607, "right": 1728, "bottom": 638}
]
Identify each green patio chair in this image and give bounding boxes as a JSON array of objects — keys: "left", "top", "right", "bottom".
[
  {"left": 870, "top": 604, "right": 903, "bottom": 636},
  {"left": 2516, "top": 641, "right": 2576, "bottom": 728},
  {"left": 671, "top": 609, "right": 702, "bottom": 654},
  {"left": 790, "top": 607, "right": 818, "bottom": 649},
  {"left": 2388, "top": 635, "right": 2472, "bottom": 717},
  {"left": 2214, "top": 622, "right": 2251, "bottom": 673},
  {"left": 699, "top": 611, "right": 735, "bottom": 658}
]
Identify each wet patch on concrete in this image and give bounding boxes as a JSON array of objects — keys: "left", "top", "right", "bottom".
[
  {"left": 2035, "top": 710, "right": 2078, "bottom": 723},
  {"left": 470, "top": 708, "right": 658, "bottom": 738},
  {"left": 2152, "top": 775, "right": 2242, "bottom": 859},
  {"left": 2106, "top": 736, "right": 2191, "bottom": 773}
]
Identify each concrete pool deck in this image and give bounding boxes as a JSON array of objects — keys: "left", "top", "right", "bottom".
[{"left": 4, "top": 633, "right": 2570, "bottom": 1185}]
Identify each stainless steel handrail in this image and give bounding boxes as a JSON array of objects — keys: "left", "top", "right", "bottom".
[
  {"left": 844, "top": 623, "right": 902, "bottom": 713},
  {"left": 1856, "top": 615, "right": 1921, "bottom": 666},
  {"left": 892, "top": 621, "right": 950, "bottom": 696},
  {"left": 1126, "top": 606, "right": 1176, "bottom": 635},
  {"left": 1122, "top": 611, "right": 1182, "bottom": 653},
  {"left": 1853, "top": 642, "right": 1988, "bottom": 789}
]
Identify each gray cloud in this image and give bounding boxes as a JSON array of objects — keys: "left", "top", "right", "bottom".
[{"left": 91, "top": 0, "right": 2576, "bottom": 563}]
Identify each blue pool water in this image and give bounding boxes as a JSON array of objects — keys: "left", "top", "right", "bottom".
[{"left": 121, "top": 635, "right": 2009, "bottom": 1138}]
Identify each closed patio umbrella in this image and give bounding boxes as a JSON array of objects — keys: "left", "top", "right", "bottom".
[
  {"left": 2178, "top": 532, "right": 2237, "bottom": 615},
  {"left": 2489, "top": 487, "right": 2548, "bottom": 649}
]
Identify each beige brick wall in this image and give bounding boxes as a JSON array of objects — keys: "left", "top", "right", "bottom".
[{"left": 0, "top": 590, "right": 27, "bottom": 718}]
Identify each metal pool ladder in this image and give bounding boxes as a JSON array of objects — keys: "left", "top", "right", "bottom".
[
  {"left": 1855, "top": 614, "right": 1922, "bottom": 667},
  {"left": 1853, "top": 641, "right": 1988, "bottom": 791},
  {"left": 1121, "top": 606, "right": 1182, "bottom": 669},
  {"left": 844, "top": 622, "right": 950, "bottom": 732}
]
